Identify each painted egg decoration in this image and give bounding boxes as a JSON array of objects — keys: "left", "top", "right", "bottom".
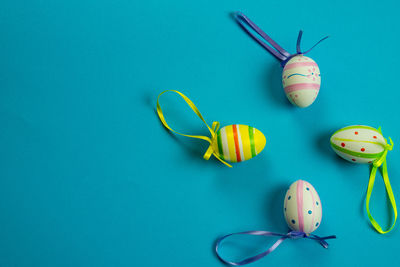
[
  {"left": 284, "top": 180, "right": 322, "bottom": 234},
  {"left": 212, "top": 124, "right": 266, "bottom": 163},
  {"left": 282, "top": 55, "right": 321, "bottom": 108},
  {"left": 330, "top": 125, "right": 387, "bottom": 164}
]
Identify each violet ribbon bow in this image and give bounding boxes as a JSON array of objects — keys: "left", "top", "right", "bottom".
[
  {"left": 234, "top": 12, "right": 329, "bottom": 67},
  {"left": 215, "top": 230, "right": 336, "bottom": 266}
]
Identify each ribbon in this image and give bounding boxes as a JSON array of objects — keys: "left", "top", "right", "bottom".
[
  {"left": 215, "top": 230, "right": 336, "bottom": 266},
  {"left": 156, "top": 90, "right": 232, "bottom": 167},
  {"left": 234, "top": 11, "right": 329, "bottom": 67},
  {"left": 366, "top": 127, "right": 397, "bottom": 234}
]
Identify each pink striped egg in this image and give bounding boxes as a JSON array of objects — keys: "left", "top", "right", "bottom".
[
  {"left": 283, "top": 180, "right": 322, "bottom": 234},
  {"left": 282, "top": 55, "right": 320, "bottom": 108}
]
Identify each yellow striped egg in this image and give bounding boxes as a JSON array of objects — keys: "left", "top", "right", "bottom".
[
  {"left": 282, "top": 55, "right": 320, "bottom": 108},
  {"left": 284, "top": 180, "right": 322, "bottom": 234},
  {"left": 212, "top": 124, "right": 266, "bottom": 163},
  {"left": 330, "top": 125, "right": 386, "bottom": 164}
]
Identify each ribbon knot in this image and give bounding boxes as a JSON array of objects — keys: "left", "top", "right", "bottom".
[
  {"left": 287, "top": 230, "right": 307, "bottom": 239},
  {"left": 203, "top": 121, "right": 221, "bottom": 160},
  {"left": 373, "top": 133, "right": 394, "bottom": 168}
]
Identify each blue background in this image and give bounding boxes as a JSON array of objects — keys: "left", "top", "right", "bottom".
[{"left": 1, "top": 0, "right": 399, "bottom": 266}]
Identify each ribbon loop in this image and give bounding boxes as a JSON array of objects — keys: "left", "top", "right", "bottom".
[
  {"left": 215, "top": 230, "right": 336, "bottom": 266},
  {"left": 156, "top": 90, "right": 232, "bottom": 167},
  {"left": 234, "top": 12, "right": 329, "bottom": 67},
  {"left": 366, "top": 127, "right": 397, "bottom": 234},
  {"left": 234, "top": 11, "right": 290, "bottom": 62}
]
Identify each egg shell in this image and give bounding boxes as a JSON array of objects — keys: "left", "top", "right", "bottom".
[
  {"left": 282, "top": 55, "right": 320, "bottom": 108},
  {"left": 330, "top": 125, "right": 386, "bottom": 164},
  {"left": 212, "top": 124, "right": 266, "bottom": 163},
  {"left": 283, "top": 180, "right": 322, "bottom": 234}
]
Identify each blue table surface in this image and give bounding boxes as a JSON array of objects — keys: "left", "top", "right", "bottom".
[{"left": 1, "top": 0, "right": 399, "bottom": 266}]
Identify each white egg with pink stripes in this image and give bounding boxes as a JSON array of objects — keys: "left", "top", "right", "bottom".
[
  {"left": 282, "top": 55, "right": 321, "bottom": 108},
  {"left": 283, "top": 180, "right": 322, "bottom": 234}
]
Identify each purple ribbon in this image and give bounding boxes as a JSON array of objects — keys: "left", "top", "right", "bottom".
[
  {"left": 234, "top": 12, "right": 329, "bottom": 67},
  {"left": 215, "top": 230, "right": 336, "bottom": 266}
]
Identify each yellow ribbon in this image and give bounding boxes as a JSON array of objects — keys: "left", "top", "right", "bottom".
[
  {"left": 156, "top": 90, "right": 232, "bottom": 167},
  {"left": 366, "top": 127, "right": 397, "bottom": 234}
]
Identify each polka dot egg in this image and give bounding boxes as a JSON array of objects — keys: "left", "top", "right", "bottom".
[
  {"left": 282, "top": 55, "right": 320, "bottom": 108},
  {"left": 330, "top": 125, "right": 387, "bottom": 164},
  {"left": 283, "top": 180, "right": 322, "bottom": 234}
]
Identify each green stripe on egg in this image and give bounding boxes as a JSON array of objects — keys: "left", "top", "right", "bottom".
[
  {"left": 330, "top": 142, "right": 383, "bottom": 159},
  {"left": 332, "top": 125, "right": 380, "bottom": 135},
  {"left": 248, "top": 126, "right": 256, "bottom": 158},
  {"left": 216, "top": 131, "right": 224, "bottom": 160}
]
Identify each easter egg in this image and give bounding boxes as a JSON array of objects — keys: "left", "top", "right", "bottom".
[
  {"left": 282, "top": 55, "right": 320, "bottom": 108},
  {"left": 330, "top": 125, "right": 387, "bottom": 164},
  {"left": 283, "top": 180, "right": 322, "bottom": 234},
  {"left": 212, "top": 124, "right": 266, "bottom": 163}
]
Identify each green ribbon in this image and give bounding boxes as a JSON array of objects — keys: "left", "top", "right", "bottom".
[{"left": 366, "top": 127, "right": 397, "bottom": 234}]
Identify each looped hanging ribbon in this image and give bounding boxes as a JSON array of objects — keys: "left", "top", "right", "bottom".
[
  {"left": 366, "top": 127, "right": 397, "bottom": 234},
  {"left": 156, "top": 90, "right": 232, "bottom": 167},
  {"left": 215, "top": 230, "right": 336, "bottom": 266},
  {"left": 234, "top": 11, "right": 329, "bottom": 67}
]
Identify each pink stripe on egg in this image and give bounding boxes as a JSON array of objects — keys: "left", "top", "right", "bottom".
[
  {"left": 316, "top": 187, "right": 322, "bottom": 221},
  {"left": 307, "top": 182, "right": 316, "bottom": 233},
  {"left": 284, "top": 83, "right": 320, "bottom": 93},
  {"left": 284, "top": 61, "right": 318, "bottom": 70},
  {"left": 297, "top": 180, "right": 304, "bottom": 232}
]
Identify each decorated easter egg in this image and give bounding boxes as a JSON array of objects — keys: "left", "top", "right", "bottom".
[
  {"left": 330, "top": 125, "right": 387, "bottom": 164},
  {"left": 282, "top": 55, "right": 320, "bottom": 108},
  {"left": 283, "top": 180, "right": 322, "bottom": 234},
  {"left": 212, "top": 124, "right": 266, "bottom": 163}
]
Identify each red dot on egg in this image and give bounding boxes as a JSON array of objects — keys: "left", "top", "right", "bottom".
[
  {"left": 361, "top": 148, "right": 365, "bottom": 152},
  {"left": 341, "top": 143, "right": 345, "bottom": 147},
  {"left": 352, "top": 159, "right": 356, "bottom": 161},
  {"left": 368, "top": 161, "right": 372, "bottom": 163},
  {"left": 355, "top": 131, "right": 359, "bottom": 135},
  {"left": 373, "top": 136, "right": 377, "bottom": 139}
]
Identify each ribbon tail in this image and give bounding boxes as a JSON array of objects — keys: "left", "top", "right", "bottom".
[
  {"left": 296, "top": 30, "right": 303, "bottom": 54},
  {"left": 300, "top": 33, "right": 330, "bottom": 55},
  {"left": 202, "top": 145, "right": 232, "bottom": 167},
  {"left": 308, "top": 234, "right": 337, "bottom": 248},
  {"left": 317, "top": 239, "right": 329, "bottom": 249},
  {"left": 213, "top": 153, "right": 232, "bottom": 167}
]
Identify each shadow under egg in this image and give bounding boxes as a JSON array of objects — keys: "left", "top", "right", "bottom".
[{"left": 262, "top": 62, "right": 293, "bottom": 108}]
